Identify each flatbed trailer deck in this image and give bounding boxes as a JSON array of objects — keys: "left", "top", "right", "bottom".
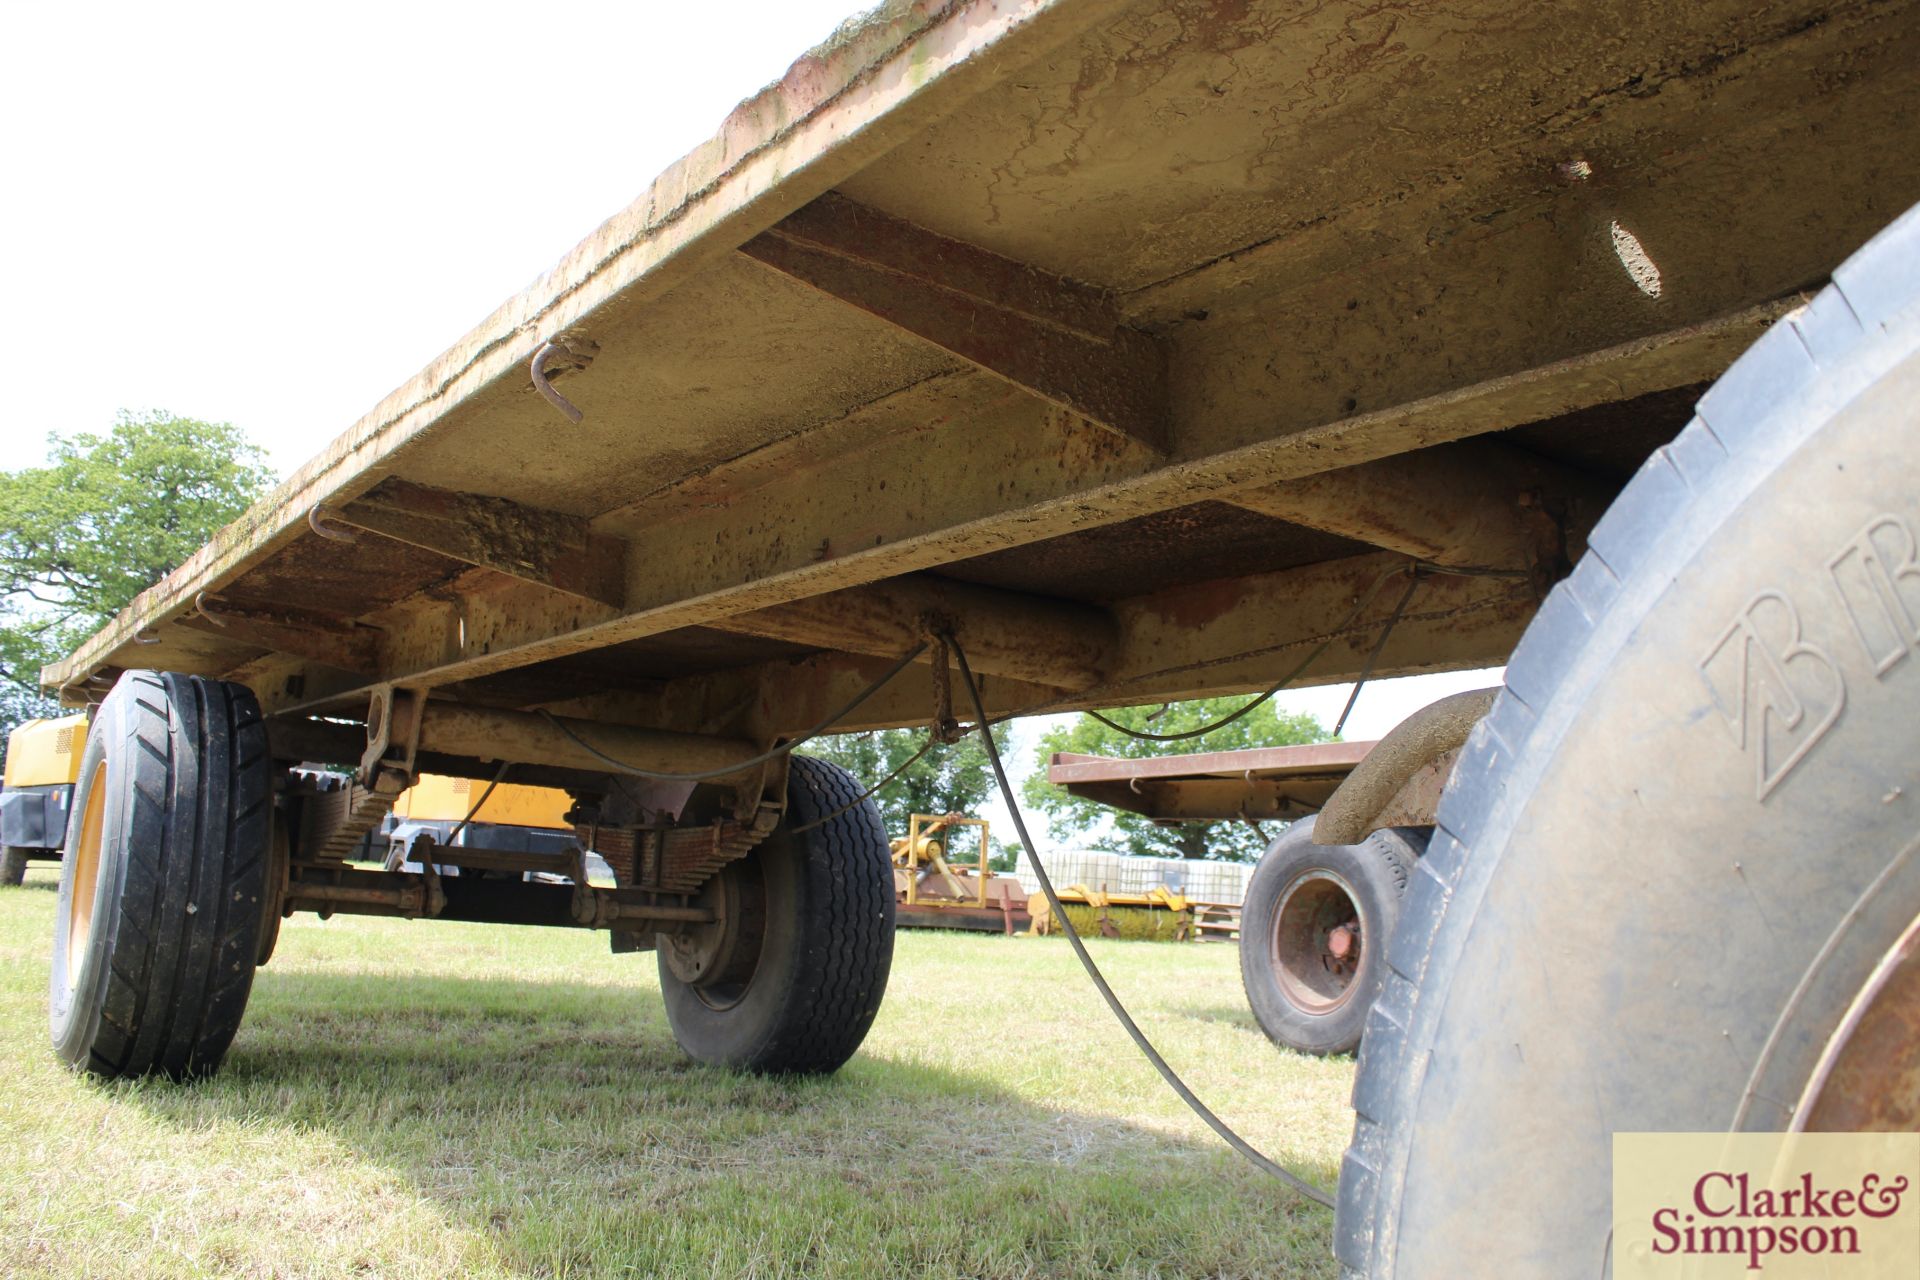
[
  {"left": 34, "top": 3, "right": 1920, "bottom": 1275},
  {"left": 1046, "top": 740, "right": 1373, "bottom": 824},
  {"left": 54, "top": 0, "right": 1915, "bottom": 730}
]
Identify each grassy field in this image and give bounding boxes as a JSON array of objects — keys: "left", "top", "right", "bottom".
[{"left": 0, "top": 866, "right": 1353, "bottom": 1279}]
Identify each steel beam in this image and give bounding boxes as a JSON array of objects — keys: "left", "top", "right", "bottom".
[
  {"left": 246, "top": 303, "right": 1769, "bottom": 717},
  {"left": 528, "top": 551, "right": 1534, "bottom": 745},
  {"left": 415, "top": 704, "right": 759, "bottom": 777},
  {"left": 1225, "top": 439, "right": 1607, "bottom": 582},
  {"left": 716, "top": 573, "right": 1117, "bottom": 691},
  {"left": 330, "top": 478, "right": 627, "bottom": 607},
  {"left": 741, "top": 192, "right": 1168, "bottom": 452},
  {"left": 177, "top": 603, "right": 381, "bottom": 675}
]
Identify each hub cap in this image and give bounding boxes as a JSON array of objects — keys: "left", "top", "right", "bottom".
[{"left": 1271, "top": 868, "right": 1365, "bottom": 1015}]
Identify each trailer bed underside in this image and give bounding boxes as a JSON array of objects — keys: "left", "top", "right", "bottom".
[{"left": 48, "top": 0, "right": 1920, "bottom": 758}]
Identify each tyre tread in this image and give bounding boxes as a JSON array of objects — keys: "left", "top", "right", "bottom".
[
  {"left": 1335, "top": 208, "right": 1920, "bottom": 1274},
  {"left": 55, "top": 672, "right": 267, "bottom": 1081},
  {"left": 659, "top": 755, "right": 894, "bottom": 1075}
]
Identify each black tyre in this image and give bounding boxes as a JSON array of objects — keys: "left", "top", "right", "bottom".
[
  {"left": 658, "top": 755, "right": 895, "bottom": 1074},
  {"left": 50, "top": 671, "right": 271, "bottom": 1080},
  {"left": 1, "top": 847, "right": 27, "bottom": 886},
  {"left": 1337, "top": 206, "right": 1920, "bottom": 1274},
  {"left": 1238, "top": 818, "right": 1422, "bottom": 1056}
]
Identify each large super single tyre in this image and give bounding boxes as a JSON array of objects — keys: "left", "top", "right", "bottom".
[
  {"left": 50, "top": 672, "right": 271, "bottom": 1080},
  {"left": 658, "top": 755, "right": 895, "bottom": 1074},
  {"left": 1, "top": 847, "right": 27, "bottom": 886},
  {"left": 1238, "top": 818, "right": 1423, "bottom": 1055},
  {"left": 1336, "top": 208, "right": 1920, "bottom": 1275}
]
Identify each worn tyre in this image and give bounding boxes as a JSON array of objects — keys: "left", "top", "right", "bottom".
[
  {"left": 50, "top": 671, "right": 271, "bottom": 1080},
  {"left": 1, "top": 847, "right": 27, "bottom": 886},
  {"left": 1238, "top": 818, "right": 1422, "bottom": 1055},
  {"left": 1336, "top": 206, "right": 1920, "bottom": 1275},
  {"left": 658, "top": 755, "right": 895, "bottom": 1074}
]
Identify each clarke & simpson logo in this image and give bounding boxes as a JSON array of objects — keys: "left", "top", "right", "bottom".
[
  {"left": 1648, "top": 1169, "right": 1909, "bottom": 1270},
  {"left": 1615, "top": 1133, "right": 1920, "bottom": 1278}
]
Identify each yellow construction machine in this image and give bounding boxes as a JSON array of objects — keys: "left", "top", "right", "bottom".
[
  {"left": 0, "top": 707, "right": 599, "bottom": 890},
  {"left": 1027, "top": 883, "right": 1199, "bottom": 942},
  {"left": 889, "top": 813, "right": 1028, "bottom": 934},
  {"left": 1, "top": 712, "right": 90, "bottom": 885}
]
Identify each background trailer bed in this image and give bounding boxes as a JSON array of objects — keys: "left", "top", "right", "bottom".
[
  {"left": 1044, "top": 738, "right": 1434, "bottom": 1058},
  {"left": 1046, "top": 741, "right": 1372, "bottom": 825},
  {"left": 34, "top": 2, "right": 1920, "bottom": 1275}
]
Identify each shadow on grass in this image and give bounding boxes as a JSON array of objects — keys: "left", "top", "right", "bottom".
[
  {"left": 6, "top": 875, "right": 60, "bottom": 895},
  {"left": 1180, "top": 1002, "right": 1263, "bottom": 1031},
  {"left": 118, "top": 967, "right": 1340, "bottom": 1279},
  {"left": 1179, "top": 1004, "right": 1361, "bottom": 1069}
]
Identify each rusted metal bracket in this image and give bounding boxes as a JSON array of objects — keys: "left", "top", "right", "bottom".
[
  {"left": 307, "top": 505, "right": 360, "bottom": 542},
  {"left": 55, "top": 669, "right": 117, "bottom": 708},
  {"left": 359, "top": 684, "right": 425, "bottom": 786}
]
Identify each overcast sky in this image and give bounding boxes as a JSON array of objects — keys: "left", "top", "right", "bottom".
[{"left": 0, "top": 1, "right": 1501, "bottom": 853}]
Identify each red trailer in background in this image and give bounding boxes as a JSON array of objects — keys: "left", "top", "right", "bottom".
[{"left": 1047, "top": 739, "right": 1424, "bottom": 1057}]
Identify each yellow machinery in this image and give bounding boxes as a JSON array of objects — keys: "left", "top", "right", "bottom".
[
  {"left": 890, "top": 813, "right": 1029, "bottom": 934},
  {"left": 4, "top": 713, "right": 88, "bottom": 791},
  {"left": 374, "top": 772, "right": 588, "bottom": 879},
  {"left": 2, "top": 712, "right": 90, "bottom": 883},
  {"left": 391, "top": 773, "right": 573, "bottom": 829},
  {"left": 1029, "top": 883, "right": 1196, "bottom": 943},
  {"left": 893, "top": 812, "right": 992, "bottom": 907}
]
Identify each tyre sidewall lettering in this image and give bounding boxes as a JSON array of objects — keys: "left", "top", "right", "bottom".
[{"left": 1350, "top": 306, "right": 1920, "bottom": 1274}]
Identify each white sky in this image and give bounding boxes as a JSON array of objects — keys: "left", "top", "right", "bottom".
[
  {"left": 0, "top": 1, "right": 866, "bottom": 471},
  {"left": 1, "top": 1, "right": 1502, "bottom": 853}
]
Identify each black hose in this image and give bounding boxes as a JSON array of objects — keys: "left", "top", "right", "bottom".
[{"left": 951, "top": 637, "right": 1336, "bottom": 1209}]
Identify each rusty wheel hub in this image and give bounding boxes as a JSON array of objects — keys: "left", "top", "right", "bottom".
[
  {"left": 1271, "top": 869, "right": 1365, "bottom": 1015},
  {"left": 661, "top": 853, "right": 767, "bottom": 1006}
]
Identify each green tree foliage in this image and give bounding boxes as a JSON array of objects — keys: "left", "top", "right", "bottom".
[
  {"left": 1022, "top": 697, "right": 1330, "bottom": 862},
  {"left": 803, "top": 726, "right": 1016, "bottom": 870},
  {"left": 0, "top": 412, "right": 275, "bottom": 751}
]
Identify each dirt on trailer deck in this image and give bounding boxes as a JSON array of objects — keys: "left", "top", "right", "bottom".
[{"left": 42, "top": 0, "right": 1920, "bottom": 759}]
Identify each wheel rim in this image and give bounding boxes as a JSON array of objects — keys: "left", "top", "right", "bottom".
[
  {"left": 1270, "top": 868, "right": 1365, "bottom": 1015},
  {"left": 1790, "top": 909, "right": 1920, "bottom": 1132},
  {"left": 664, "top": 850, "right": 768, "bottom": 1011},
  {"left": 64, "top": 761, "right": 108, "bottom": 984}
]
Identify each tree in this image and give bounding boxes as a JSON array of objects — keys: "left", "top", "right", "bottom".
[
  {"left": 803, "top": 724, "right": 1016, "bottom": 869},
  {"left": 0, "top": 412, "right": 275, "bottom": 754},
  {"left": 1023, "top": 697, "right": 1331, "bottom": 862}
]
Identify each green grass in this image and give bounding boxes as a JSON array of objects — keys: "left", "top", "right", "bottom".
[{"left": 0, "top": 866, "right": 1351, "bottom": 1279}]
